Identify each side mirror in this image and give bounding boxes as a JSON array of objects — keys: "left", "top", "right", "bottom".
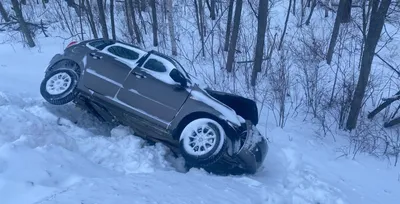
[{"left": 170, "top": 69, "right": 187, "bottom": 87}]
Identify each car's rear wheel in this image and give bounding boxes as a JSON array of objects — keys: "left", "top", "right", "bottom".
[
  {"left": 179, "top": 118, "right": 227, "bottom": 167},
  {"left": 40, "top": 69, "right": 79, "bottom": 105}
]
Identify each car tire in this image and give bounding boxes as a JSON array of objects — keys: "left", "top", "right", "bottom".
[
  {"left": 179, "top": 118, "right": 227, "bottom": 168},
  {"left": 40, "top": 68, "right": 79, "bottom": 105}
]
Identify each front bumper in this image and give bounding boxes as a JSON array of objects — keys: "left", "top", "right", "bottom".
[{"left": 233, "top": 121, "right": 268, "bottom": 173}]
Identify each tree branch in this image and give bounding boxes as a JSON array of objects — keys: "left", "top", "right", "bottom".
[{"left": 375, "top": 52, "right": 400, "bottom": 77}]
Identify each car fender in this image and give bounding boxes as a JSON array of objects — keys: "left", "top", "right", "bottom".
[{"left": 170, "top": 86, "right": 245, "bottom": 137}]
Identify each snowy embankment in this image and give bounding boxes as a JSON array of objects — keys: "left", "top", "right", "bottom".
[{"left": 0, "top": 37, "right": 399, "bottom": 204}]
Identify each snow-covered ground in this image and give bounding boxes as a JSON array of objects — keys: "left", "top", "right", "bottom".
[{"left": 0, "top": 36, "right": 399, "bottom": 204}]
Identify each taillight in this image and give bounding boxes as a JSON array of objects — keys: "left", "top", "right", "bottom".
[{"left": 66, "top": 41, "right": 78, "bottom": 49}]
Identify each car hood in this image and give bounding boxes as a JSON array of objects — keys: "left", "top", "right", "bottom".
[{"left": 204, "top": 89, "right": 259, "bottom": 126}]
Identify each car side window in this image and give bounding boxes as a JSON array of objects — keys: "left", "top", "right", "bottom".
[
  {"left": 143, "top": 59, "right": 167, "bottom": 72},
  {"left": 107, "top": 46, "right": 139, "bottom": 60},
  {"left": 88, "top": 40, "right": 115, "bottom": 50}
]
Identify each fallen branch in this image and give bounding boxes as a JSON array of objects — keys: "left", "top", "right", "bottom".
[{"left": 375, "top": 52, "right": 400, "bottom": 77}]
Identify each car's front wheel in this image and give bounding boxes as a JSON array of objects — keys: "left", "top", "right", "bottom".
[
  {"left": 40, "top": 69, "right": 79, "bottom": 105},
  {"left": 179, "top": 118, "right": 227, "bottom": 167}
]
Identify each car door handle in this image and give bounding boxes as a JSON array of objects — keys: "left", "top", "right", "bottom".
[
  {"left": 90, "top": 52, "right": 103, "bottom": 59},
  {"left": 131, "top": 71, "right": 146, "bottom": 79}
]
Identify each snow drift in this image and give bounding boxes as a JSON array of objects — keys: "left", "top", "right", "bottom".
[{"left": 0, "top": 91, "right": 351, "bottom": 204}]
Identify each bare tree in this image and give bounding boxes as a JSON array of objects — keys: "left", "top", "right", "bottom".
[
  {"left": 325, "top": 0, "right": 330, "bottom": 17},
  {"left": 128, "top": 0, "right": 142, "bottom": 44},
  {"left": 11, "top": 0, "right": 35, "bottom": 47},
  {"left": 110, "top": 0, "right": 116, "bottom": 40},
  {"left": 326, "top": 0, "right": 352, "bottom": 64},
  {"left": 97, "top": 0, "right": 109, "bottom": 39},
  {"left": 278, "top": 0, "right": 292, "bottom": 50},
  {"left": 251, "top": 0, "right": 269, "bottom": 86},
  {"left": 0, "top": 1, "right": 10, "bottom": 22},
  {"left": 66, "top": 0, "right": 82, "bottom": 16},
  {"left": 226, "top": 0, "right": 243, "bottom": 72},
  {"left": 85, "top": 0, "right": 98, "bottom": 39},
  {"left": 305, "top": 0, "right": 316, "bottom": 25},
  {"left": 167, "top": 0, "right": 177, "bottom": 55},
  {"left": 208, "top": 0, "right": 216, "bottom": 20},
  {"left": 346, "top": 0, "right": 392, "bottom": 130},
  {"left": 150, "top": 0, "right": 159, "bottom": 46},
  {"left": 224, "top": 0, "right": 234, "bottom": 51},
  {"left": 194, "top": 0, "right": 206, "bottom": 57},
  {"left": 125, "top": 0, "right": 135, "bottom": 42}
]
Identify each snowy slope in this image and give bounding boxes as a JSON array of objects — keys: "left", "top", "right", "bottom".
[{"left": 0, "top": 36, "right": 399, "bottom": 204}]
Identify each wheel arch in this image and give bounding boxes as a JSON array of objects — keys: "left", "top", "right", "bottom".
[
  {"left": 46, "top": 58, "right": 82, "bottom": 77},
  {"left": 171, "top": 111, "right": 236, "bottom": 141}
]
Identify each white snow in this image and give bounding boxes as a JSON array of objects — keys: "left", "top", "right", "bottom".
[{"left": 1, "top": 26, "right": 400, "bottom": 204}]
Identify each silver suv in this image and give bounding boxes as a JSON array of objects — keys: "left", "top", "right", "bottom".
[{"left": 39, "top": 39, "right": 268, "bottom": 174}]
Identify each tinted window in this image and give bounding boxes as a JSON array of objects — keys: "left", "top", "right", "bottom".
[
  {"left": 143, "top": 59, "right": 167, "bottom": 72},
  {"left": 88, "top": 40, "right": 115, "bottom": 50},
  {"left": 107, "top": 46, "right": 139, "bottom": 60}
]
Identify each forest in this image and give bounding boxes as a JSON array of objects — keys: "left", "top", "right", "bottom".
[{"left": 1, "top": 0, "right": 400, "bottom": 166}]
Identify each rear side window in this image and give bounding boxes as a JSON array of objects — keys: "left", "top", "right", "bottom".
[
  {"left": 143, "top": 59, "right": 167, "bottom": 72},
  {"left": 107, "top": 46, "right": 140, "bottom": 60},
  {"left": 88, "top": 40, "right": 115, "bottom": 50}
]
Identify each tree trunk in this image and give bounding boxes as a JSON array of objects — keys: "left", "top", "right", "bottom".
[
  {"left": 341, "top": 0, "right": 352, "bottom": 23},
  {"left": 128, "top": 0, "right": 142, "bottom": 44},
  {"left": 79, "top": 0, "right": 84, "bottom": 40},
  {"left": 250, "top": 0, "right": 269, "bottom": 86},
  {"left": 139, "top": 0, "right": 147, "bottom": 11},
  {"left": 11, "top": 0, "right": 35, "bottom": 47},
  {"left": 292, "top": 0, "right": 296, "bottom": 16},
  {"left": 194, "top": 0, "right": 206, "bottom": 57},
  {"left": 278, "top": 0, "right": 292, "bottom": 50},
  {"left": 0, "top": 1, "right": 10, "bottom": 22},
  {"left": 346, "top": 0, "right": 392, "bottom": 130},
  {"left": 224, "top": 0, "right": 234, "bottom": 51},
  {"left": 125, "top": 0, "right": 135, "bottom": 43},
  {"left": 210, "top": 0, "right": 216, "bottom": 20},
  {"left": 226, "top": 0, "right": 243, "bottom": 73},
  {"left": 66, "top": 0, "right": 82, "bottom": 16},
  {"left": 97, "top": 0, "right": 109, "bottom": 39},
  {"left": 305, "top": 0, "right": 316, "bottom": 25},
  {"left": 110, "top": 0, "right": 116, "bottom": 40},
  {"left": 325, "top": 0, "right": 329, "bottom": 17},
  {"left": 85, "top": 0, "right": 98, "bottom": 38},
  {"left": 167, "top": 0, "right": 177, "bottom": 55},
  {"left": 150, "top": 0, "right": 159, "bottom": 46},
  {"left": 326, "top": 0, "right": 347, "bottom": 64}
]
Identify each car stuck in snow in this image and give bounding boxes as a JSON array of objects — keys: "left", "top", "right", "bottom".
[{"left": 39, "top": 39, "right": 268, "bottom": 174}]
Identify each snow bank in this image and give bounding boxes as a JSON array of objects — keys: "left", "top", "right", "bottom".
[
  {"left": 0, "top": 90, "right": 351, "bottom": 204},
  {"left": 0, "top": 92, "right": 181, "bottom": 204}
]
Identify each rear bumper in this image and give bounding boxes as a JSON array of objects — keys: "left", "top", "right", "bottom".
[{"left": 233, "top": 121, "right": 268, "bottom": 174}]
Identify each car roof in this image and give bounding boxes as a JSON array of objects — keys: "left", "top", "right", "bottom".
[{"left": 83, "top": 39, "right": 184, "bottom": 71}]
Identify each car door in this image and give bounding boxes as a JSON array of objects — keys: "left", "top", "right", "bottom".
[
  {"left": 116, "top": 54, "right": 190, "bottom": 126},
  {"left": 82, "top": 44, "right": 143, "bottom": 98}
]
